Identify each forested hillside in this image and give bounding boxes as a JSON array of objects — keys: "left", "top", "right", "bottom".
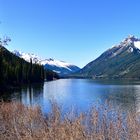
[{"left": 0, "top": 45, "right": 59, "bottom": 88}]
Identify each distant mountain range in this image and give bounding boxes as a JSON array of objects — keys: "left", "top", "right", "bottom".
[
  {"left": 78, "top": 35, "right": 140, "bottom": 79},
  {"left": 13, "top": 50, "right": 80, "bottom": 76}
]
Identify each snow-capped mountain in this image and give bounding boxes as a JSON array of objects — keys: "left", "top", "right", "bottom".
[
  {"left": 12, "top": 50, "right": 80, "bottom": 76},
  {"left": 102, "top": 35, "right": 140, "bottom": 58},
  {"left": 13, "top": 50, "right": 42, "bottom": 63},
  {"left": 41, "top": 58, "right": 80, "bottom": 75},
  {"left": 78, "top": 35, "right": 140, "bottom": 79}
]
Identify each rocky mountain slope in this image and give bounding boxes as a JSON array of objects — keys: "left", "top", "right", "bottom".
[{"left": 78, "top": 35, "right": 140, "bottom": 79}]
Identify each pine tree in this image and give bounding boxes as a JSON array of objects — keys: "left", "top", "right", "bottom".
[{"left": 0, "top": 52, "right": 3, "bottom": 84}]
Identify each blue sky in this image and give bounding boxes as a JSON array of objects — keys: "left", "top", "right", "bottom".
[{"left": 0, "top": 0, "right": 140, "bottom": 67}]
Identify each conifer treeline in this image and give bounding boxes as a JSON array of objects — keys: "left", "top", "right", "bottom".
[{"left": 0, "top": 45, "right": 59, "bottom": 87}]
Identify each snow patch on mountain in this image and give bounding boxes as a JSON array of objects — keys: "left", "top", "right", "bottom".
[
  {"left": 108, "top": 35, "right": 140, "bottom": 57},
  {"left": 13, "top": 50, "right": 41, "bottom": 63},
  {"left": 40, "top": 59, "right": 73, "bottom": 71},
  {"left": 134, "top": 41, "right": 140, "bottom": 50},
  {"left": 128, "top": 47, "right": 133, "bottom": 52}
]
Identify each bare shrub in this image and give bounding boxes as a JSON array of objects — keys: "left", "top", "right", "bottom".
[{"left": 0, "top": 101, "right": 140, "bottom": 140}]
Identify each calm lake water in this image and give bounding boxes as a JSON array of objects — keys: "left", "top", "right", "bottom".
[{"left": 1, "top": 79, "right": 140, "bottom": 114}]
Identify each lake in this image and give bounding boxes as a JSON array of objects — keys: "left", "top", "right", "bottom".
[{"left": 1, "top": 79, "right": 140, "bottom": 114}]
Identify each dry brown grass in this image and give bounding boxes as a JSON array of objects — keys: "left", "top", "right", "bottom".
[{"left": 0, "top": 102, "right": 140, "bottom": 140}]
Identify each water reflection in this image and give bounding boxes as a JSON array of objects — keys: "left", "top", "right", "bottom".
[
  {"left": 12, "top": 84, "right": 44, "bottom": 106},
  {"left": 0, "top": 79, "right": 140, "bottom": 114}
]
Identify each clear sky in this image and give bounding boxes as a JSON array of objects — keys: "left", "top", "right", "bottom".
[{"left": 0, "top": 0, "right": 140, "bottom": 68}]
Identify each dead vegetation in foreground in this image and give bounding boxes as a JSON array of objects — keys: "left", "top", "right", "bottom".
[{"left": 0, "top": 102, "right": 140, "bottom": 140}]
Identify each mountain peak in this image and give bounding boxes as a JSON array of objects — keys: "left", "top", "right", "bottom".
[
  {"left": 109, "top": 35, "right": 140, "bottom": 53},
  {"left": 123, "top": 35, "right": 140, "bottom": 50},
  {"left": 119, "top": 35, "right": 140, "bottom": 48},
  {"left": 127, "top": 35, "right": 136, "bottom": 40},
  {"left": 98, "top": 35, "right": 140, "bottom": 60},
  {"left": 123, "top": 35, "right": 140, "bottom": 43}
]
